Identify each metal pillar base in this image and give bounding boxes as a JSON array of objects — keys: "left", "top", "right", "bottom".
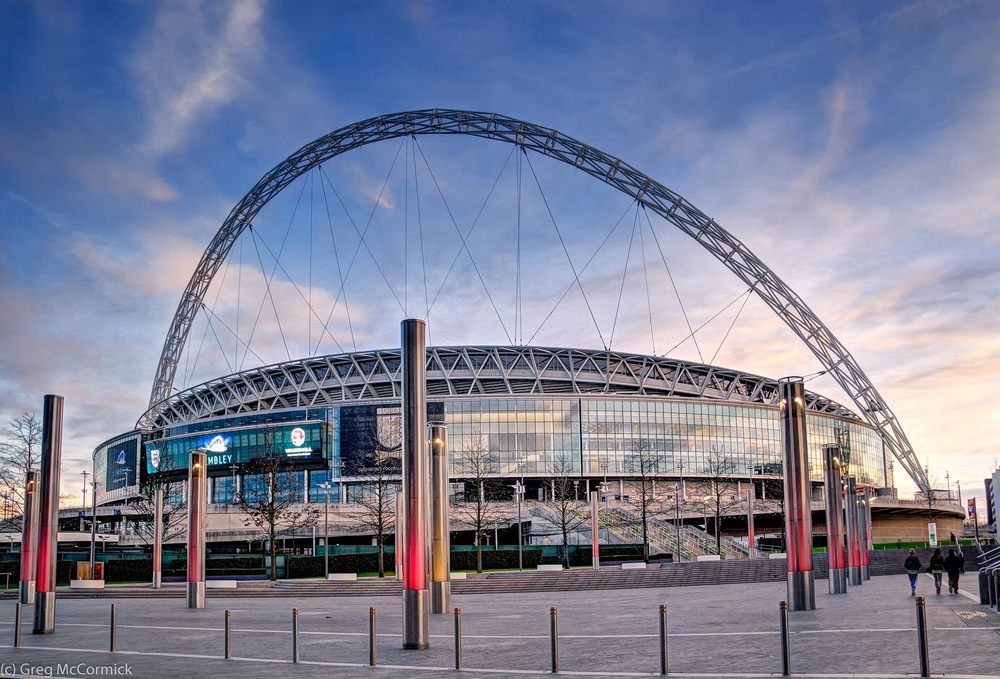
[
  {"left": 152, "top": 572, "right": 162, "bottom": 589},
  {"left": 19, "top": 580, "right": 35, "bottom": 605},
  {"left": 32, "top": 591, "right": 56, "bottom": 634},
  {"left": 787, "top": 571, "right": 815, "bottom": 611},
  {"left": 848, "top": 566, "right": 862, "bottom": 586},
  {"left": 828, "top": 568, "right": 847, "bottom": 594},
  {"left": 402, "top": 589, "right": 429, "bottom": 649},
  {"left": 860, "top": 564, "right": 870, "bottom": 581},
  {"left": 187, "top": 582, "right": 205, "bottom": 609},
  {"left": 431, "top": 581, "right": 451, "bottom": 615}
]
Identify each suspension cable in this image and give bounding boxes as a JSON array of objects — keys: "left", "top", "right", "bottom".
[
  {"left": 412, "top": 137, "right": 431, "bottom": 334},
  {"left": 308, "top": 169, "right": 315, "bottom": 356},
  {"left": 709, "top": 285, "right": 752, "bottom": 365},
  {"left": 186, "top": 239, "right": 236, "bottom": 386},
  {"left": 317, "top": 164, "right": 356, "bottom": 352},
  {"left": 201, "top": 302, "right": 266, "bottom": 368},
  {"left": 425, "top": 144, "right": 514, "bottom": 316},
  {"left": 404, "top": 136, "right": 409, "bottom": 316},
  {"left": 247, "top": 225, "right": 292, "bottom": 362},
  {"left": 235, "top": 233, "right": 243, "bottom": 367},
  {"left": 661, "top": 288, "right": 752, "bottom": 358},
  {"left": 523, "top": 150, "right": 607, "bottom": 349},
  {"left": 642, "top": 206, "right": 704, "bottom": 362},
  {"left": 515, "top": 148, "right": 522, "bottom": 344},
  {"left": 238, "top": 177, "right": 307, "bottom": 370},
  {"left": 311, "top": 139, "right": 406, "bottom": 355},
  {"left": 526, "top": 199, "right": 636, "bottom": 345},
  {"left": 249, "top": 224, "right": 345, "bottom": 354},
  {"left": 202, "top": 305, "right": 234, "bottom": 375},
  {"left": 609, "top": 204, "right": 639, "bottom": 350},
  {"left": 638, "top": 208, "right": 656, "bottom": 354},
  {"left": 414, "top": 136, "right": 513, "bottom": 344}
]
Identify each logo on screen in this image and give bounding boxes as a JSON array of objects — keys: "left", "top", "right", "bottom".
[
  {"left": 290, "top": 428, "right": 306, "bottom": 447},
  {"left": 206, "top": 435, "right": 228, "bottom": 453},
  {"left": 149, "top": 449, "right": 160, "bottom": 469},
  {"left": 114, "top": 450, "right": 127, "bottom": 465}
]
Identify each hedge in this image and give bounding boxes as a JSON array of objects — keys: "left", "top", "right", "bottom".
[
  {"left": 286, "top": 548, "right": 544, "bottom": 578},
  {"left": 0, "top": 562, "right": 74, "bottom": 585}
]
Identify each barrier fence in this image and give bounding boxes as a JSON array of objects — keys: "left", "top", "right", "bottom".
[{"left": 5, "top": 597, "right": 943, "bottom": 675}]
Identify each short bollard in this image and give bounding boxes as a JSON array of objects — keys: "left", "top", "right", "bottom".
[
  {"left": 13, "top": 603, "right": 21, "bottom": 648},
  {"left": 292, "top": 608, "right": 300, "bottom": 664},
  {"left": 110, "top": 604, "right": 118, "bottom": 652},
  {"left": 224, "top": 610, "right": 231, "bottom": 659},
  {"left": 779, "top": 601, "right": 790, "bottom": 676},
  {"left": 915, "top": 597, "right": 930, "bottom": 678},
  {"left": 454, "top": 607, "right": 463, "bottom": 670},
  {"left": 550, "top": 607, "right": 560, "bottom": 674},
  {"left": 369, "top": 607, "right": 377, "bottom": 667},
  {"left": 658, "top": 604, "right": 669, "bottom": 675}
]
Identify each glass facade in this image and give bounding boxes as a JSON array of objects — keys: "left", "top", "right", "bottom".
[{"left": 102, "top": 395, "right": 889, "bottom": 507}]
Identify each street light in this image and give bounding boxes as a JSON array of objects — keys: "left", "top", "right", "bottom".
[
  {"left": 319, "top": 481, "right": 332, "bottom": 579},
  {"left": 89, "top": 480, "right": 99, "bottom": 575},
  {"left": 703, "top": 495, "right": 714, "bottom": 548},
  {"left": 673, "top": 483, "right": 681, "bottom": 561},
  {"left": 81, "top": 470, "right": 89, "bottom": 532}
]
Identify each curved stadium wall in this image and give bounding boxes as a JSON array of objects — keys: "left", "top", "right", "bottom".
[{"left": 93, "top": 346, "right": 891, "bottom": 507}]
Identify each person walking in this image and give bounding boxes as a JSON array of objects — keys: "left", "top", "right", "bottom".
[
  {"left": 929, "top": 548, "right": 945, "bottom": 595},
  {"left": 904, "top": 548, "right": 922, "bottom": 596},
  {"left": 944, "top": 548, "right": 963, "bottom": 594}
]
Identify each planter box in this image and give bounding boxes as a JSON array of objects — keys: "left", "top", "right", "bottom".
[
  {"left": 621, "top": 562, "right": 647, "bottom": 570},
  {"left": 70, "top": 580, "right": 105, "bottom": 590},
  {"left": 326, "top": 573, "right": 357, "bottom": 581},
  {"left": 537, "top": 564, "right": 563, "bottom": 572},
  {"left": 768, "top": 553, "right": 787, "bottom": 560},
  {"left": 449, "top": 572, "right": 467, "bottom": 580},
  {"left": 696, "top": 555, "right": 722, "bottom": 562},
  {"left": 206, "top": 580, "right": 238, "bottom": 589}
]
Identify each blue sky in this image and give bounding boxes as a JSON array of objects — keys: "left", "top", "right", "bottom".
[{"left": 1, "top": 0, "right": 998, "bottom": 505}]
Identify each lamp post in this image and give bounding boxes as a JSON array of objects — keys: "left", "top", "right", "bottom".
[
  {"left": 89, "top": 480, "right": 99, "bottom": 576},
  {"left": 703, "top": 496, "right": 713, "bottom": 546},
  {"left": 511, "top": 475, "right": 525, "bottom": 572},
  {"left": 320, "top": 482, "right": 332, "bottom": 580},
  {"left": 673, "top": 483, "right": 681, "bottom": 562},
  {"left": 80, "top": 471, "right": 89, "bottom": 532}
]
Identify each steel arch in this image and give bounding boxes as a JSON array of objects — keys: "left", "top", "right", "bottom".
[{"left": 150, "top": 109, "right": 928, "bottom": 491}]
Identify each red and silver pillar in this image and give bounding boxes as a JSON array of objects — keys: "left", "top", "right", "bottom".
[
  {"left": 844, "top": 475, "right": 862, "bottom": 586},
  {"left": 401, "top": 319, "right": 430, "bottom": 649},
  {"left": 590, "top": 491, "right": 600, "bottom": 569},
  {"left": 33, "top": 394, "right": 63, "bottom": 634},
  {"left": 858, "top": 488, "right": 871, "bottom": 580},
  {"left": 19, "top": 470, "right": 40, "bottom": 604},
  {"left": 779, "top": 378, "right": 815, "bottom": 611},
  {"left": 152, "top": 487, "right": 163, "bottom": 589},
  {"left": 822, "top": 445, "right": 847, "bottom": 594},
  {"left": 430, "top": 422, "right": 451, "bottom": 614},
  {"left": 187, "top": 450, "right": 208, "bottom": 608}
]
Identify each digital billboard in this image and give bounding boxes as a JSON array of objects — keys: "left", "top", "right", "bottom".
[
  {"left": 105, "top": 437, "right": 139, "bottom": 491},
  {"left": 147, "top": 422, "right": 325, "bottom": 475}
]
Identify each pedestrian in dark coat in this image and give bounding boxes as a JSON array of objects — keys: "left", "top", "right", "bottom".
[
  {"left": 904, "top": 549, "right": 921, "bottom": 596},
  {"left": 944, "top": 549, "right": 963, "bottom": 594}
]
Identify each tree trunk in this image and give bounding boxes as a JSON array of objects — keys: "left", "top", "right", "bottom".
[
  {"left": 476, "top": 532, "right": 483, "bottom": 573},
  {"left": 377, "top": 536, "right": 385, "bottom": 578},
  {"left": 269, "top": 519, "right": 277, "bottom": 581}
]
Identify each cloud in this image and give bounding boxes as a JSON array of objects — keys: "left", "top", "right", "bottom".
[{"left": 132, "top": 0, "right": 266, "bottom": 156}]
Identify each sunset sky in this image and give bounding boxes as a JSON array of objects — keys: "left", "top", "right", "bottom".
[{"left": 1, "top": 1, "right": 998, "bottom": 509}]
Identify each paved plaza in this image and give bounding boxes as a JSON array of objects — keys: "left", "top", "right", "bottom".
[{"left": 1, "top": 574, "right": 998, "bottom": 678}]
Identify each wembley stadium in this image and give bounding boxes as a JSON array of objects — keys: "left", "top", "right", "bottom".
[{"left": 82, "top": 110, "right": 964, "bottom": 557}]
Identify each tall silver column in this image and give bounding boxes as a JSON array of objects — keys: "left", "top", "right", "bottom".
[
  {"left": 152, "top": 487, "right": 163, "bottom": 589},
  {"left": 779, "top": 378, "right": 815, "bottom": 611},
  {"left": 844, "top": 475, "right": 862, "bottom": 586},
  {"left": 395, "top": 490, "right": 404, "bottom": 581},
  {"left": 822, "top": 445, "right": 847, "bottom": 594},
  {"left": 858, "top": 489, "right": 871, "bottom": 580},
  {"left": 746, "top": 488, "right": 755, "bottom": 557},
  {"left": 590, "top": 491, "right": 600, "bottom": 569},
  {"left": 430, "top": 422, "right": 451, "bottom": 614},
  {"left": 19, "top": 470, "right": 40, "bottom": 605},
  {"left": 33, "top": 394, "right": 63, "bottom": 634},
  {"left": 187, "top": 450, "right": 208, "bottom": 608},
  {"left": 401, "top": 319, "right": 430, "bottom": 649}
]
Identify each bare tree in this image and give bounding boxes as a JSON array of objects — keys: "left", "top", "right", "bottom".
[
  {"left": 452, "top": 432, "right": 506, "bottom": 573},
  {"left": 0, "top": 412, "right": 42, "bottom": 530},
  {"left": 349, "top": 417, "right": 401, "bottom": 578},
  {"left": 129, "top": 453, "right": 187, "bottom": 547},
  {"left": 700, "top": 451, "right": 742, "bottom": 552},
  {"left": 546, "top": 453, "right": 588, "bottom": 568},
  {"left": 236, "top": 427, "right": 320, "bottom": 580},
  {"left": 624, "top": 438, "right": 663, "bottom": 562}
]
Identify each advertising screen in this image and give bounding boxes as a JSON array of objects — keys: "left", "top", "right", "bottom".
[
  {"left": 105, "top": 437, "right": 139, "bottom": 491},
  {"left": 147, "top": 422, "right": 325, "bottom": 475}
]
